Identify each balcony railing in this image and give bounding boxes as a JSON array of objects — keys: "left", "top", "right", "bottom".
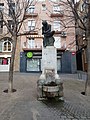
[
  {"left": 50, "top": 11, "right": 64, "bottom": 17},
  {"left": 23, "top": 40, "right": 42, "bottom": 50},
  {"left": 54, "top": 30, "right": 67, "bottom": 37},
  {"left": 23, "top": 30, "right": 38, "bottom": 35},
  {"left": 25, "top": 13, "right": 38, "bottom": 18}
]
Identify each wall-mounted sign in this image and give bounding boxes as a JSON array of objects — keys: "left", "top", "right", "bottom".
[
  {"left": 27, "top": 52, "right": 33, "bottom": 58},
  {"left": 72, "top": 52, "right": 76, "bottom": 55}
]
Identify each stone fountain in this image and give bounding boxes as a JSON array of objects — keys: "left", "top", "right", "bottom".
[{"left": 37, "top": 21, "right": 63, "bottom": 100}]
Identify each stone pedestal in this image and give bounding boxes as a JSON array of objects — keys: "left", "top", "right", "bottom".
[
  {"left": 40, "top": 46, "right": 60, "bottom": 79},
  {"left": 41, "top": 46, "right": 57, "bottom": 73},
  {"left": 37, "top": 46, "right": 63, "bottom": 100}
]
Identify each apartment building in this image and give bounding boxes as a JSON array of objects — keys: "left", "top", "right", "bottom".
[
  {"left": 0, "top": 0, "right": 20, "bottom": 72},
  {"left": 75, "top": 0, "right": 87, "bottom": 72},
  {"left": 0, "top": 0, "right": 76, "bottom": 73}
]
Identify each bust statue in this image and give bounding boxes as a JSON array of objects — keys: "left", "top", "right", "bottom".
[{"left": 42, "top": 21, "right": 55, "bottom": 47}]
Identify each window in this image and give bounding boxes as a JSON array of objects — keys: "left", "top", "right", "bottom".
[
  {"left": 0, "top": 3, "right": 4, "bottom": 12},
  {"left": 54, "top": 37, "right": 61, "bottom": 48},
  {"left": 53, "top": 21, "right": 60, "bottom": 31},
  {"left": 50, "top": 0, "right": 56, "bottom": 1},
  {"left": 8, "top": 20, "right": 14, "bottom": 30},
  {"left": 0, "top": 58, "right": 10, "bottom": 65},
  {"left": 28, "top": 20, "right": 35, "bottom": 31},
  {"left": 27, "top": 0, "right": 34, "bottom": 2},
  {"left": 28, "top": 38, "right": 35, "bottom": 48},
  {"left": 9, "top": 3, "right": 15, "bottom": 16},
  {"left": 42, "top": 4, "right": 46, "bottom": 11},
  {"left": 0, "top": 3, "right": 4, "bottom": 20},
  {"left": 27, "top": 6, "right": 35, "bottom": 13},
  {"left": 36, "top": 0, "right": 45, "bottom": 1},
  {"left": 53, "top": 5, "right": 60, "bottom": 13},
  {"left": 27, "top": 59, "right": 40, "bottom": 71},
  {"left": 49, "top": 0, "right": 61, "bottom": 2},
  {"left": 0, "top": 21, "right": 3, "bottom": 34},
  {"left": 2, "top": 39, "right": 12, "bottom": 52}
]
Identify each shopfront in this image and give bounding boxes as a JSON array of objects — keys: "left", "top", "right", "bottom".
[
  {"left": 26, "top": 58, "right": 41, "bottom": 72},
  {"left": 20, "top": 49, "right": 42, "bottom": 72},
  {"left": 20, "top": 49, "right": 62, "bottom": 73},
  {"left": 0, "top": 55, "right": 11, "bottom": 72}
]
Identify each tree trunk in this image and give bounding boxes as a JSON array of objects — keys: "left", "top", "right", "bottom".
[
  {"left": 87, "top": 39, "right": 90, "bottom": 86},
  {"left": 8, "top": 35, "right": 17, "bottom": 92},
  {"left": 86, "top": 3, "right": 90, "bottom": 87}
]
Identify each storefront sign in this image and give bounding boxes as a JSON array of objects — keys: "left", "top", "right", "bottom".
[
  {"left": 27, "top": 52, "right": 33, "bottom": 58},
  {"left": 72, "top": 52, "right": 76, "bottom": 55}
]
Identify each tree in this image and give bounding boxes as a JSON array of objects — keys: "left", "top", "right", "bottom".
[
  {"left": 50, "top": 0, "right": 90, "bottom": 94},
  {"left": 0, "top": 0, "right": 36, "bottom": 92},
  {"left": 66, "top": 0, "right": 90, "bottom": 94}
]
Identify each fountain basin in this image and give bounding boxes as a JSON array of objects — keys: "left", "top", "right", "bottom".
[{"left": 43, "top": 85, "right": 59, "bottom": 92}]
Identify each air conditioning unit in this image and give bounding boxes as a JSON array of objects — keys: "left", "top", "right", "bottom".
[{"left": 61, "top": 31, "right": 67, "bottom": 37}]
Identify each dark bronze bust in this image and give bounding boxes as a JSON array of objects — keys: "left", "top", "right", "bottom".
[{"left": 42, "top": 21, "right": 55, "bottom": 47}]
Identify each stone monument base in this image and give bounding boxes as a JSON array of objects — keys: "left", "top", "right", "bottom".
[
  {"left": 37, "top": 46, "right": 64, "bottom": 100},
  {"left": 37, "top": 69, "right": 64, "bottom": 101}
]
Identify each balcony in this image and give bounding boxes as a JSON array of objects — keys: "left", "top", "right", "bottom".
[
  {"left": 54, "top": 31, "right": 61, "bottom": 34},
  {"left": 54, "top": 31, "right": 67, "bottom": 37},
  {"left": 23, "top": 42, "right": 42, "bottom": 51},
  {"left": 25, "top": 13, "right": 38, "bottom": 18},
  {"left": 50, "top": 11, "right": 64, "bottom": 17},
  {"left": 21, "top": 30, "right": 38, "bottom": 36}
]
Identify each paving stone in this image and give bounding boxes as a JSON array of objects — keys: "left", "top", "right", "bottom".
[
  {"left": 79, "top": 118, "right": 90, "bottom": 120},
  {"left": 60, "top": 115, "right": 67, "bottom": 118},
  {"left": 67, "top": 115, "right": 75, "bottom": 119},
  {"left": 72, "top": 118, "right": 78, "bottom": 120},
  {"left": 0, "top": 73, "right": 90, "bottom": 120}
]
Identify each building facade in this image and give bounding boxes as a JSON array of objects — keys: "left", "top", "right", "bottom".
[
  {"left": 0, "top": 0, "right": 76, "bottom": 73},
  {"left": 75, "top": 0, "right": 87, "bottom": 72}
]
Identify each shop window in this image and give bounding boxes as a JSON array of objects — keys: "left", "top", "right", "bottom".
[
  {"left": 27, "top": 59, "right": 40, "bottom": 71},
  {"left": 57, "top": 59, "right": 61, "bottom": 71},
  {"left": 0, "top": 58, "right": 10, "bottom": 65},
  {"left": 0, "top": 58, "right": 8, "bottom": 65},
  {"left": 2, "top": 58, "right": 8, "bottom": 65}
]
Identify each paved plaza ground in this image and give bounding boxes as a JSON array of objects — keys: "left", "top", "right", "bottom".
[{"left": 0, "top": 72, "right": 90, "bottom": 120}]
